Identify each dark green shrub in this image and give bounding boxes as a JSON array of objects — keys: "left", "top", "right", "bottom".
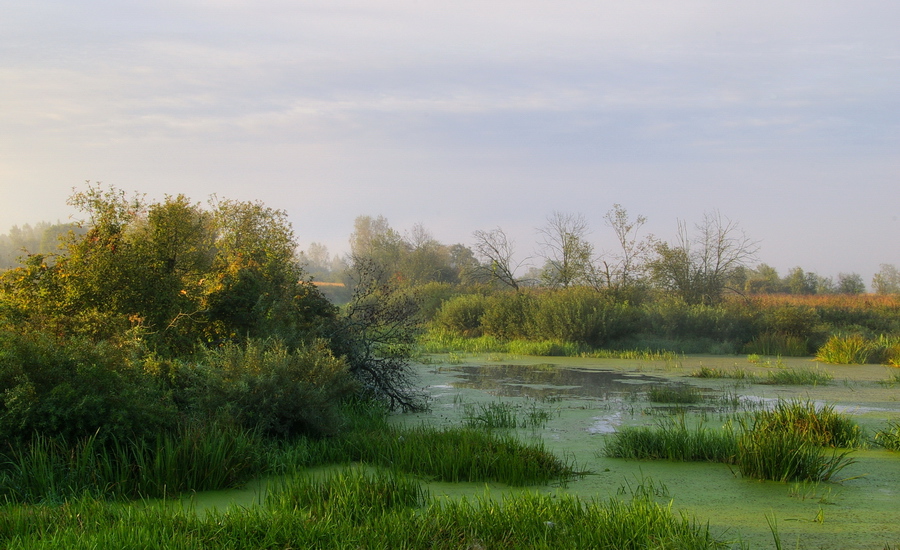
[
  {"left": 480, "top": 292, "right": 535, "bottom": 340},
  {"left": 432, "top": 293, "right": 488, "bottom": 336},
  {"left": 191, "top": 339, "right": 358, "bottom": 437},
  {"left": 528, "top": 287, "right": 637, "bottom": 347},
  {"left": 0, "top": 331, "right": 176, "bottom": 444}
]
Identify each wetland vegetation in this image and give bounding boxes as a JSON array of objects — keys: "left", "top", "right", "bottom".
[{"left": 2, "top": 186, "right": 900, "bottom": 548}]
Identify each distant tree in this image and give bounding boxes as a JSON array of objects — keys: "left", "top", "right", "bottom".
[
  {"left": 836, "top": 272, "right": 866, "bottom": 294},
  {"left": 815, "top": 274, "right": 836, "bottom": 294},
  {"left": 535, "top": 211, "right": 594, "bottom": 289},
  {"left": 471, "top": 227, "right": 526, "bottom": 291},
  {"left": 597, "top": 204, "right": 651, "bottom": 299},
  {"left": 785, "top": 267, "right": 817, "bottom": 295},
  {"left": 872, "top": 264, "right": 900, "bottom": 294},
  {"left": 349, "top": 215, "right": 405, "bottom": 272},
  {"left": 648, "top": 212, "right": 758, "bottom": 305},
  {"left": 744, "top": 264, "right": 784, "bottom": 294}
]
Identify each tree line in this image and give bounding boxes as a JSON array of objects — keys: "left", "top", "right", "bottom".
[{"left": 294, "top": 207, "right": 897, "bottom": 306}]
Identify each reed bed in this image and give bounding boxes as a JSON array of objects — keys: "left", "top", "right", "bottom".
[
  {"left": 463, "top": 400, "right": 553, "bottom": 430},
  {"left": 0, "top": 483, "right": 732, "bottom": 549},
  {"left": 690, "top": 366, "right": 755, "bottom": 380},
  {"left": 0, "top": 422, "right": 263, "bottom": 504},
  {"left": 646, "top": 385, "right": 704, "bottom": 404},
  {"left": 762, "top": 367, "right": 833, "bottom": 386},
  {"left": 605, "top": 400, "right": 861, "bottom": 482},
  {"left": 604, "top": 417, "right": 737, "bottom": 462}
]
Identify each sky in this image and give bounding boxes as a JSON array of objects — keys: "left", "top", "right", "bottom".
[{"left": 2, "top": 1, "right": 898, "bottom": 285}]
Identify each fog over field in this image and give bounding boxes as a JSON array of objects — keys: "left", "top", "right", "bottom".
[{"left": 1, "top": 1, "right": 898, "bottom": 281}]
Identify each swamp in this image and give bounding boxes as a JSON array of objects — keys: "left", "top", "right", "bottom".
[{"left": 168, "top": 353, "right": 900, "bottom": 549}]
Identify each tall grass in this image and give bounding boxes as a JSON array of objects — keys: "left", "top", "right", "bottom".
[
  {"left": 647, "top": 385, "right": 704, "bottom": 404},
  {"left": 604, "top": 400, "right": 861, "bottom": 482},
  {"left": 736, "top": 428, "right": 854, "bottom": 483},
  {"left": 874, "top": 421, "right": 900, "bottom": 451},
  {"left": 0, "top": 486, "right": 732, "bottom": 549},
  {"left": 763, "top": 367, "right": 833, "bottom": 386},
  {"left": 743, "top": 332, "right": 809, "bottom": 357},
  {"left": 604, "top": 416, "right": 737, "bottom": 462},
  {"left": 0, "top": 422, "right": 262, "bottom": 503},
  {"left": 690, "top": 366, "right": 755, "bottom": 380}
]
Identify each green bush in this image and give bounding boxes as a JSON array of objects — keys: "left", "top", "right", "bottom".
[
  {"left": 0, "top": 331, "right": 176, "bottom": 444},
  {"left": 528, "top": 287, "right": 637, "bottom": 347},
  {"left": 432, "top": 293, "right": 489, "bottom": 336},
  {"left": 184, "top": 339, "right": 358, "bottom": 437},
  {"left": 480, "top": 292, "right": 535, "bottom": 340}
]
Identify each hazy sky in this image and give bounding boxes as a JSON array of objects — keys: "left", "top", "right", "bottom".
[{"left": 2, "top": 1, "right": 898, "bottom": 283}]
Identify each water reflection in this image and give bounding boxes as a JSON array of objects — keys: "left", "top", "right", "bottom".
[{"left": 445, "top": 363, "right": 668, "bottom": 399}]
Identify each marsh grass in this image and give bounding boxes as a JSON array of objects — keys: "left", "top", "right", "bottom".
[
  {"left": 266, "top": 468, "right": 429, "bottom": 520},
  {"left": 605, "top": 399, "right": 861, "bottom": 482},
  {"left": 748, "top": 400, "right": 863, "bottom": 448},
  {"left": 690, "top": 366, "right": 755, "bottom": 380},
  {"left": 762, "top": 367, "right": 833, "bottom": 386},
  {"left": 878, "top": 368, "right": 900, "bottom": 387},
  {"left": 646, "top": 385, "right": 704, "bottom": 404},
  {"left": 0, "top": 422, "right": 262, "bottom": 504},
  {"left": 603, "top": 416, "right": 737, "bottom": 462},
  {"left": 337, "top": 425, "right": 580, "bottom": 486},
  {"left": 816, "top": 335, "right": 872, "bottom": 364},
  {"left": 736, "top": 428, "right": 854, "bottom": 482},
  {"left": 0, "top": 485, "right": 732, "bottom": 550},
  {"left": 874, "top": 421, "right": 900, "bottom": 451},
  {"left": 743, "top": 332, "right": 809, "bottom": 357},
  {"left": 463, "top": 401, "right": 553, "bottom": 430}
]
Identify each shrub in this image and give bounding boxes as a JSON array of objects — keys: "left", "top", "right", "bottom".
[
  {"left": 432, "top": 293, "right": 488, "bottom": 336},
  {"left": 528, "top": 287, "right": 637, "bottom": 347},
  {"left": 480, "top": 292, "right": 535, "bottom": 340},
  {"left": 189, "top": 339, "right": 358, "bottom": 437},
  {"left": 816, "top": 334, "right": 873, "bottom": 364},
  {"left": 0, "top": 331, "right": 176, "bottom": 444}
]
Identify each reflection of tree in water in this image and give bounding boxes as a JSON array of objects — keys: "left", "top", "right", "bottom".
[{"left": 448, "top": 364, "right": 666, "bottom": 399}]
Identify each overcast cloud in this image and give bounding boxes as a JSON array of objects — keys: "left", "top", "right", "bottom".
[{"left": 2, "top": 1, "right": 898, "bottom": 282}]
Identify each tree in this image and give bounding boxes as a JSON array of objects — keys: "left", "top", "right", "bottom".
[
  {"left": 598, "top": 204, "right": 651, "bottom": 298},
  {"left": 785, "top": 267, "right": 817, "bottom": 295},
  {"left": 330, "top": 256, "right": 424, "bottom": 411},
  {"left": 872, "top": 264, "right": 900, "bottom": 294},
  {"left": 649, "top": 212, "right": 758, "bottom": 305},
  {"left": 836, "top": 272, "right": 866, "bottom": 294},
  {"left": 471, "top": 227, "right": 526, "bottom": 290},
  {"left": 744, "top": 264, "right": 784, "bottom": 294},
  {"left": 536, "top": 211, "right": 594, "bottom": 288}
]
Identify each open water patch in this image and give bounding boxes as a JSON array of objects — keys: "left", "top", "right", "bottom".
[{"left": 445, "top": 363, "right": 669, "bottom": 399}]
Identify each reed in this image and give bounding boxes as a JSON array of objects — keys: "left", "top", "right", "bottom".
[
  {"left": 0, "top": 422, "right": 262, "bottom": 503},
  {"left": 736, "top": 427, "right": 855, "bottom": 482},
  {"left": 603, "top": 416, "right": 737, "bottom": 462},
  {"left": 874, "top": 421, "right": 900, "bottom": 451},
  {"left": 0, "top": 488, "right": 731, "bottom": 549},
  {"left": 748, "top": 400, "right": 863, "bottom": 448},
  {"left": 763, "top": 367, "right": 833, "bottom": 386},
  {"left": 646, "top": 385, "right": 704, "bottom": 404}
]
